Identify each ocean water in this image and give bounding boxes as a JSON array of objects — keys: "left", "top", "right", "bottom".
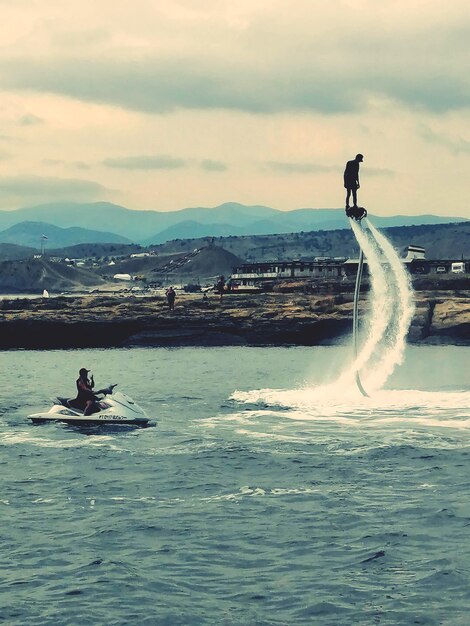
[{"left": 1, "top": 345, "right": 470, "bottom": 626}]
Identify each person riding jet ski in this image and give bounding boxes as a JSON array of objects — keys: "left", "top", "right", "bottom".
[
  {"left": 28, "top": 382, "right": 150, "bottom": 426},
  {"left": 75, "top": 368, "right": 100, "bottom": 416}
]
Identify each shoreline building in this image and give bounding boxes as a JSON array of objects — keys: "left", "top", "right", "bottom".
[
  {"left": 229, "top": 258, "right": 348, "bottom": 291},
  {"left": 229, "top": 247, "right": 468, "bottom": 290}
]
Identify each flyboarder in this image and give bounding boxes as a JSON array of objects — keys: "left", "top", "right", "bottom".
[{"left": 344, "top": 154, "right": 367, "bottom": 220}]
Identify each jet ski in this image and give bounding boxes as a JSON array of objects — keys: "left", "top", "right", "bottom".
[{"left": 28, "top": 384, "right": 150, "bottom": 426}]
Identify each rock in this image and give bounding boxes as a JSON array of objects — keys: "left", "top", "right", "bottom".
[
  {"left": 0, "top": 290, "right": 468, "bottom": 348},
  {"left": 428, "top": 298, "right": 470, "bottom": 343},
  {"left": 408, "top": 300, "right": 433, "bottom": 342}
]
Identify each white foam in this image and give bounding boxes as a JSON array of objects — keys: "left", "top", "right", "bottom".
[
  {"left": 0, "top": 431, "right": 117, "bottom": 449},
  {"left": 363, "top": 219, "right": 415, "bottom": 391},
  {"left": 347, "top": 220, "right": 393, "bottom": 379},
  {"left": 232, "top": 388, "right": 470, "bottom": 426}
]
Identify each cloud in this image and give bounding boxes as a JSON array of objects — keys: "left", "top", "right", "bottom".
[
  {"left": 43, "top": 159, "right": 92, "bottom": 170},
  {"left": 42, "top": 159, "right": 61, "bottom": 165},
  {"left": 0, "top": 1, "right": 467, "bottom": 216},
  {"left": 0, "top": 57, "right": 367, "bottom": 114},
  {"left": 18, "top": 113, "right": 43, "bottom": 126},
  {"left": 102, "top": 154, "right": 187, "bottom": 169},
  {"left": 0, "top": 175, "right": 109, "bottom": 205},
  {"left": 266, "top": 162, "right": 338, "bottom": 174},
  {"left": 265, "top": 161, "right": 395, "bottom": 178},
  {"left": 0, "top": 9, "right": 468, "bottom": 116},
  {"left": 103, "top": 154, "right": 228, "bottom": 172},
  {"left": 49, "top": 27, "right": 110, "bottom": 49},
  {"left": 74, "top": 161, "right": 91, "bottom": 170},
  {"left": 418, "top": 125, "right": 470, "bottom": 155},
  {"left": 366, "top": 168, "right": 396, "bottom": 177},
  {"left": 201, "top": 159, "right": 227, "bottom": 171}
]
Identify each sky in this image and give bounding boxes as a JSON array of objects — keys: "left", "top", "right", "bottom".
[{"left": 0, "top": 0, "right": 469, "bottom": 217}]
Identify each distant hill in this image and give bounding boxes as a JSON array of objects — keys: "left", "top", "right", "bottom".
[
  {"left": 143, "top": 209, "right": 470, "bottom": 244},
  {"left": 95, "top": 253, "right": 178, "bottom": 279},
  {"left": 0, "top": 201, "right": 283, "bottom": 242},
  {"left": 96, "top": 245, "right": 243, "bottom": 283},
  {"left": 142, "top": 220, "right": 247, "bottom": 245},
  {"left": 0, "top": 221, "right": 131, "bottom": 249},
  {"left": 50, "top": 243, "right": 144, "bottom": 259},
  {"left": 0, "top": 201, "right": 466, "bottom": 245},
  {"left": 179, "top": 246, "right": 242, "bottom": 279},
  {"left": 0, "top": 221, "right": 466, "bottom": 293},
  {"left": 0, "top": 202, "right": 149, "bottom": 238},
  {"left": 154, "top": 221, "right": 470, "bottom": 262},
  {"left": 0, "top": 258, "right": 105, "bottom": 293},
  {"left": 379, "top": 222, "right": 470, "bottom": 259},
  {"left": 0, "top": 243, "right": 37, "bottom": 260}
]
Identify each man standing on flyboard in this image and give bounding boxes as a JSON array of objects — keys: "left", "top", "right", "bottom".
[{"left": 344, "top": 154, "right": 367, "bottom": 220}]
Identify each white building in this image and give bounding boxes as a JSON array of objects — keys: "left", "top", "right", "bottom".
[
  {"left": 113, "top": 273, "right": 132, "bottom": 281},
  {"left": 404, "top": 245, "right": 426, "bottom": 261}
]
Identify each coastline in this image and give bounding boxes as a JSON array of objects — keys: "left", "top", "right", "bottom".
[{"left": 0, "top": 291, "right": 468, "bottom": 349}]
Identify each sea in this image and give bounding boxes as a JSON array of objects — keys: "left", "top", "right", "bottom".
[{"left": 1, "top": 345, "right": 470, "bottom": 626}]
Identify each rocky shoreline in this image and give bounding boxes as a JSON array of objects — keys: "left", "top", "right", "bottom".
[{"left": 0, "top": 291, "right": 468, "bottom": 349}]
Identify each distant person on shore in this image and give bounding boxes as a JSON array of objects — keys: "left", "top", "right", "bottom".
[
  {"left": 75, "top": 368, "right": 98, "bottom": 416},
  {"left": 216, "top": 276, "right": 226, "bottom": 302},
  {"left": 166, "top": 286, "right": 176, "bottom": 311},
  {"left": 344, "top": 153, "right": 363, "bottom": 211}
]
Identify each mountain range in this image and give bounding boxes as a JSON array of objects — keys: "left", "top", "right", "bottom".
[
  {"left": 0, "top": 201, "right": 467, "bottom": 248},
  {"left": 0, "top": 221, "right": 130, "bottom": 249}
]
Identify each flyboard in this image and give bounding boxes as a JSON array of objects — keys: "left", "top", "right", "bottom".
[{"left": 346, "top": 206, "right": 369, "bottom": 397}]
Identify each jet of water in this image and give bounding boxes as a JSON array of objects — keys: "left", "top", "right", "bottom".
[
  {"left": 363, "top": 219, "right": 415, "bottom": 391},
  {"left": 337, "top": 217, "right": 415, "bottom": 396},
  {"left": 344, "top": 221, "right": 394, "bottom": 387},
  {"left": 233, "top": 215, "right": 415, "bottom": 409}
]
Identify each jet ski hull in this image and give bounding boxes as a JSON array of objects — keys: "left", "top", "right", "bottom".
[
  {"left": 29, "top": 413, "right": 150, "bottom": 426},
  {"left": 28, "top": 390, "right": 151, "bottom": 426}
]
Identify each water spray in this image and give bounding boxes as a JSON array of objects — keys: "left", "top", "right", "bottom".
[
  {"left": 233, "top": 207, "right": 416, "bottom": 409},
  {"left": 363, "top": 220, "right": 415, "bottom": 390},
  {"left": 348, "top": 209, "right": 415, "bottom": 397}
]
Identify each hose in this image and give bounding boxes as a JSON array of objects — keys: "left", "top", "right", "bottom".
[{"left": 352, "top": 229, "right": 369, "bottom": 397}]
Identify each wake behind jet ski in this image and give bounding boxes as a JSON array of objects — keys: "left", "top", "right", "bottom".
[{"left": 28, "top": 384, "right": 151, "bottom": 426}]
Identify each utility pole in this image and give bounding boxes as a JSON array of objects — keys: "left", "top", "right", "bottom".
[{"left": 40, "top": 234, "right": 48, "bottom": 256}]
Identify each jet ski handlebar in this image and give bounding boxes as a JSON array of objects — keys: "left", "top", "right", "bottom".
[
  {"left": 95, "top": 384, "right": 117, "bottom": 396},
  {"left": 53, "top": 385, "right": 117, "bottom": 408}
]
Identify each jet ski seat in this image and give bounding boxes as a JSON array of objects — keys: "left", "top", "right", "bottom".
[
  {"left": 67, "top": 398, "right": 83, "bottom": 410},
  {"left": 55, "top": 397, "right": 83, "bottom": 410},
  {"left": 55, "top": 397, "right": 71, "bottom": 407}
]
